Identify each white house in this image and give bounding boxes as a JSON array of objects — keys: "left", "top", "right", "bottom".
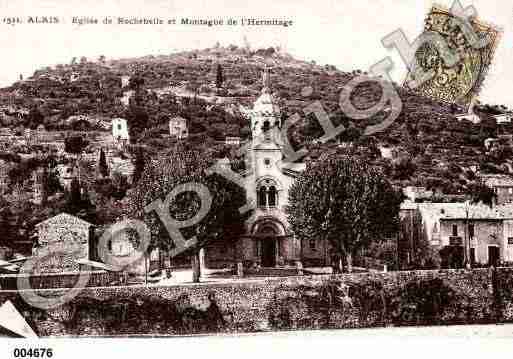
[
  {"left": 121, "top": 75, "right": 130, "bottom": 88},
  {"left": 225, "top": 136, "right": 241, "bottom": 145},
  {"left": 494, "top": 114, "right": 512, "bottom": 124},
  {"left": 169, "top": 117, "right": 188, "bottom": 139},
  {"left": 112, "top": 118, "right": 129, "bottom": 142},
  {"left": 121, "top": 90, "right": 134, "bottom": 107},
  {"left": 401, "top": 201, "right": 513, "bottom": 267}
]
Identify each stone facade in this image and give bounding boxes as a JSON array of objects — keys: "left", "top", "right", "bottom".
[
  {"left": 400, "top": 202, "right": 513, "bottom": 267},
  {"left": 205, "top": 69, "right": 329, "bottom": 269},
  {"left": 480, "top": 174, "right": 513, "bottom": 205},
  {"left": 32, "top": 213, "right": 93, "bottom": 273},
  {"left": 1, "top": 268, "right": 510, "bottom": 336}
]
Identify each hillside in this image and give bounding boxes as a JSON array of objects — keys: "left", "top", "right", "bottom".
[{"left": 0, "top": 45, "right": 512, "bottom": 195}]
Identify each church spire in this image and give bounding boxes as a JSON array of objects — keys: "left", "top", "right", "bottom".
[{"left": 262, "top": 66, "right": 272, "bottom": 94}]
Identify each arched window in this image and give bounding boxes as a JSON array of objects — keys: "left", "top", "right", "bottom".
[
  {"left": 268, "top": 186, "right": 277, "bottom": 207},
  {"left": 258, "top": 186, "right": 267, "bottom": 207},
  {"left": 257, "top": 179, "right": 279, "bottom": 209}
]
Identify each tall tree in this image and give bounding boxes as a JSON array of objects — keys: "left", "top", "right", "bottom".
[
  {"left": 286, "top": 155, "right": 402, "bottom": 272},
  {"left": 132, "top": 148, "right": 145, "bottom": 184},
  {"left": 215, "top": 63, "right": 224, "bottom": 89},
  {"left": 66, "top": 177, "right": 83, "bottom": 214},
  {"left": 128, "top": 145, "right": 250, "bottom": 282},
  {"left": 98, "top": 149, "right": 109, "bottom": 178}
]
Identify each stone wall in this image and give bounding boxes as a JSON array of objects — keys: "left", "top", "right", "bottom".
[
  {"left": 1, "top": 268, "right": 512, "bottom": 337},
  {"left": 0, "top": 271, "right": 127, "bottom": 290}
]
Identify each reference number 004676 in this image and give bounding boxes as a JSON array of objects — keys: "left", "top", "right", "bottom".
[{"left": 13, "top": 348, "right": 53, "bottom": 358}]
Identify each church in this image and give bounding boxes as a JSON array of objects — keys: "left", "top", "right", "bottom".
[{"left": 204, "top": 68, "right": 330, "bottom": 269}]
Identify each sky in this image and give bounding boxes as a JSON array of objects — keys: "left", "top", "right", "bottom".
[{"left": 0, "top": 0, "right": 511, "bottom": 106}]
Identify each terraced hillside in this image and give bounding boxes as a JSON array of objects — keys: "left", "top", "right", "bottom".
[{"left": 0, "top": 45, "right": 511, "bottom": 195}]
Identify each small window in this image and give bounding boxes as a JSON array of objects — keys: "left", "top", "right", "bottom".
[
  {"left": 264, "top": 158, "right": 271, "bottom": 167},
  {"left": 452, "top": 224, "right": 458, "bottom": 237},
  {"left": 309, "top": 239, "right": 316, "bottom": 251},
  {"left": 257, "top": 187, "right": 267, "bottom": 208},
  {"left": 117, "top": 124, "right": 122, "bottom": 130},
  {"left": 468, "top": 223, "right": 474, "bottom": 238}
]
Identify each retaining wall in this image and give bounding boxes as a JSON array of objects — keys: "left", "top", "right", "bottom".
[{"left": 0, "top": 268, "right": 511, "bottom": 337}]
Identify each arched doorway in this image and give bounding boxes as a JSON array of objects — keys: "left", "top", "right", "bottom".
[{"left": 256, "top": 222, "right": 279, "bottom": 267}]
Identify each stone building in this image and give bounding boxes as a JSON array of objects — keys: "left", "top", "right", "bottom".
[
  {"left": 202, "top": 68, "right": 333, "bottom": 269},
  {"left": 400, "top": 201, "right": 513, "bottom": 268},
  {"left": 480, "top": 174, "right": 513, "bottom": 205},
  {"left": 33, "top": 213, "right": 93, "bottom": 273},
  {"left": 169, "top": 117, "right": 188, "bottom": 139}
]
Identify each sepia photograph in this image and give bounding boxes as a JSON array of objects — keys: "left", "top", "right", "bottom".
[{"left": 0, "top": 0, "right": 513, "bottom": 356}]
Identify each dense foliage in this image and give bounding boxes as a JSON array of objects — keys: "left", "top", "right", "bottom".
[{"left": 286, "top": 155, "right": 403, "bottom": 271}]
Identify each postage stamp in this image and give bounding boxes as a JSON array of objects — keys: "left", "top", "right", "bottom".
[{"left": 405, "top": 3, "right": 502, "bottom": 110}]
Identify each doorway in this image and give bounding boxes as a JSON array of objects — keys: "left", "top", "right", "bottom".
[
  {"left": 261, "top": 238, "right": 276, "bottom": 267},
  {"left": 488, "top": 246, "right": 500, "bottom": 267}
]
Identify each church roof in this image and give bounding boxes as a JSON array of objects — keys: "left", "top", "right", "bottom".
[{"left": 253, "top": 139, "right": 282, "bottom": 151}]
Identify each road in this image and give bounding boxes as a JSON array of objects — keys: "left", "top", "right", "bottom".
[{"left": 266, "top": 323, "right": 513, "bottom": 338}]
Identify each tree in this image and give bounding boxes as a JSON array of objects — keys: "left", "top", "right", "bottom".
[
  {"left": 469, "top": 180, "right": 496, "bottom": 207},
  {"left": 98, "top": 149, "right": 109, "bottom": 178},
  {"left": 46, "top": 166, "right": 63, "bottom": 196},
  {"left": 286, "top": 155, "right": 402, "bottom": 272},
  {"left": 129, "top": 76, "right": 145, "bottom": 91},
  {"left": 64, "top": 135, "right": 88, "bottom": 154},
  {"left": 127, "top": 145, "right": 250, "bottom": 282},
  {"left": 27, "top": 107, "right": 44, "bottom": 129},
  {"left": 132, "top": 148, "right": 145, "bottom": 184},
  {"left": 111, "top": 171, "right": 128, "bottom": 200},
  {"left": 66, "top": 177, "right": 82, "bottom": 214},
  {"left": 215, "top": 64, "right": 224, "bottom": 89}
]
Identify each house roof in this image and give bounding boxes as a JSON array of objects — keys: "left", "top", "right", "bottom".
[
  {"left": 416, "top": 202, "right": 513, "bottom": 220},
  {"left": 169, "top": 116, "right": 187, "bottom": 123},
  {"left": 35, "top": 213, "right": 92, "bottom": 228}
]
